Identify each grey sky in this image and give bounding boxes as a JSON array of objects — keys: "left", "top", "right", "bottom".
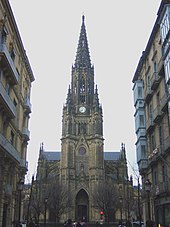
[{"left": 10, "top": 0, "right": 161, "bottom": 183}]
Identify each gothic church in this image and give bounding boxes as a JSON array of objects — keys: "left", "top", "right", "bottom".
[{"left": 36, "top": 15, "right": 129, "bottom": 223}]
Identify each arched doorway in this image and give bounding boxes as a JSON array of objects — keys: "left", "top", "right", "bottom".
[{"left": 76, "top": 189, "right": 89, "bottom": 222}]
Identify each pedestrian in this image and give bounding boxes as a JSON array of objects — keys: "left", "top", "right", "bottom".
[
  {"left": 96, "top": 221, "right": 100, "bottom": 227},
  {"left": 66, "top": 219, "right": 72, "bottom": 227},
  {"left": 126, "top": 220, "right": 132, "bottom": 227},
  {"left": 76, "top": 221, "right": 82, "bottom": 227},
  {"left": 118, "top": 220, "right": 122, "bottom": 227},
  {"left": 29, "top": 219, "right": 35, "bottom": 227},
  {"left": 15, "top": 221, "right": 22, "bottom": 227},
  {"left": 146, "top": 220, "right": 154, "bottom": 227}
]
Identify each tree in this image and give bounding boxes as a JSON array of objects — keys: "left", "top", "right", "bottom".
[
  {"left": 92, "top": 181, "right": 119, "bottom": 227},
  {"left": 46, "top": 178, "right": 72, "bottom": 227},
  {"left": 26, "top": 179, "right": 44, "bottom": 225}
]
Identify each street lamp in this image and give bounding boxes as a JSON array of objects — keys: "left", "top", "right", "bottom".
[
  {"left": 119, "top": 197, "right": 123, "bottom": 225},
  {"left": 137, "top": 177, "right": 142, "bottom": 227},
  {"left": 44, "top": 198, "right": 48, "bottom": 227},
  {"left": 26, "top": 175, "right": 34, "bottom": 226},
  {"left": 18, "top": 178, "right": 24, "bottom": 225},
  {"left": 145, "top": 179, "right": 152, "bottom": 220}
]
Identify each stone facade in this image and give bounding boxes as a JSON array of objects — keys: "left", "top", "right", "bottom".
[
  {"left": 36, "top": 16, "right": 132, "bottom": 224},
  {"left": 0, "top": 1, "right": 34, "bottom": 226},
  {"left": 132, "top": 0, "right": 170, "bottom": 225}
]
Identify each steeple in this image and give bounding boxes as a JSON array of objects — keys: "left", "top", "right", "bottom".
[
  {"left": 63, "top": 15, "right": 102, "bottom": 112},
  {"left": 74, "top": 15, "right": 91, "bottom": 68},
  {"left": 67, "top": 15, "right": 95, "bottom": 107}
]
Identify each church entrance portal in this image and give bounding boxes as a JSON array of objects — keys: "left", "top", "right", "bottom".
[{"left": 76, "top": 189, "right": 89, "bottom": 222}]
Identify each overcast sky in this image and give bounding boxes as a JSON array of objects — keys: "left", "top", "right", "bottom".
[{"left": 10, "top": 0, "right": 161, "bottom": 183}]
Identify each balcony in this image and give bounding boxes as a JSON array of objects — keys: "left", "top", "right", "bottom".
[
  {"left": 20, "top": 159, "right": 28, "bottom": 170},
  {"left": 22, "top": 127, "right": 30, "bottom": 141},
  {"left": 148, "top": 147, "right": 160, "bottom": 163},
  {"left": 24, "top": 97, "right": 32, "bottom": 114},
  {"left": 146, "top": 117, "right": 154, "bottom": 132},
  {"left": 157, "top": 57, "right": 164, "bottom": 77},
  {"left": 154, "top": 181, "right": 170, "bottom": 196},
  {"left": 135, "top": 100, "right": 144, "bottom": 109},
  {"left": 151, "top": 72, "right": 161, "bottom": 90},
  {"left": 152, "top": 105, "right": 163, "bottom": 123},
  {"left": 149, "top": 141, "right": 170, "bottom": 163},
  {"left": 164, "top": 135, "right": 170, "bottom": 152},
  {"left": 136, "top": 128, "right": 146, "bottom": 139},
  {"left": 0, "top": 81, "right": 16, "bottom": 118},
  {"left": 0, "top": 133, "right": 20, "bottom": 163},
  {"left": 138, "top": 159, "right": 148, "bottom": 173},
  {"left": 0, "top": 43, "right": 19, "bottom": 84},
  {"left": 160, "top": 93, "right": 168, "bottom": 112},
  {"left": 145, "top": 86, "right": 153, "bottom": 103}
]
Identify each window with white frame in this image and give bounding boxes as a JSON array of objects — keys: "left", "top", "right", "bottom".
[
  {"left": 141, "top": 144, "right": 147, "bottom": 159},
  {"left": 138, "top": 86, "right": 143, "bottom": 99},
  {"left": 164, "top": 52, "right": 170, "bottom": 83},
  {"left": 133, "top": 80, "right": 144, "bottom": 105},
  {"left": 160, "top": 7, "right": 170, "bottom": 43},
  {"left": 139, "top": 114, "right": 145, "bottom": 127}
]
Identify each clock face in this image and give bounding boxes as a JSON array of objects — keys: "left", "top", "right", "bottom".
[
  {"left": 79, "top": 147, "right": 86, "bottom": 155},
  {"left": 79, "top": 106, "right": 86, "bottom": 113}
]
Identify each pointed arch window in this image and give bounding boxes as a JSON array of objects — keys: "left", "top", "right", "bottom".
[
  {"left": 80, "top": 95, "right": 85, "bottom": 103},
  {"left": 78, "top": 123, "right": 87, "bottom": 134},
  {"left": 87, "top": 83, "right": 90, "bottom": 93},
  {"left": 74, "top": 85, "right": 77, "bottom": 93},
  {"left": 80, "top": 77, "right": 85, "bottom": 93},
  {"left": 78, "top": 123, "right": 81, "bottom": 134},
  {"left": 74, "top": 80, "right": 77, "bottom": 93}
]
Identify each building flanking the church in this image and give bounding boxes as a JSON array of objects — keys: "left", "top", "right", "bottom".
[
  {"left": 35, "top": 16, "right": 134, "bottom": 224},
  {"left": 0, "top": 1, "right": 34, "bottom": 226}
]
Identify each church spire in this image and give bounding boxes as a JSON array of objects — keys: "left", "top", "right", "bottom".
[{"left": 74, "top": 15, "right": 91, "bottom": 68}]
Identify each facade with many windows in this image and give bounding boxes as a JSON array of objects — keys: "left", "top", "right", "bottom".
[
  {"left": 0, "top": 1, "right": 34, "bottom": 226},
  {"left": 133, "top": 0, "right": 170, "bottom": 225}
]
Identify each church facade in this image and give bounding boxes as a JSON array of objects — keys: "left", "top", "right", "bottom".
[{"left": 36, "top": 16, "right": 132, "bottom": 224}]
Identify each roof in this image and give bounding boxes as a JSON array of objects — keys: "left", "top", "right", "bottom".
[
  {"left": 41, "top": 151, "right": 120, "bottom": 161},
  {"left": 42, "top": 151, "right": 60, "bottom": 161},
  {"left": 104, "top": 151, "right": 120, "bottom": 161}
]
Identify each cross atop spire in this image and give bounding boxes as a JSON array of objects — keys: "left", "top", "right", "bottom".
[{"left": 74, "top": 15, "right": 91, "bottom": 68}]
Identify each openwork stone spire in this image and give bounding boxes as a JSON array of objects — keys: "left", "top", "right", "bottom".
[{"left": 74, "top": 15, "right": 91, "bottom": 68}]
